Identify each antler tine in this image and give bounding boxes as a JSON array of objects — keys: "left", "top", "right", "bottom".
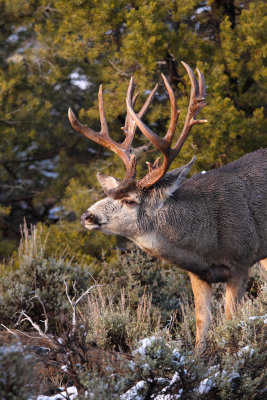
[
  {"left": 126, "top": 82, "right": 173, "bottom": 188},
  {"left": 138, "top": 83, "right": 158, "bottom": 118},
  {"left": 98, "top": 84, "right": 109, "bottom": 136},
  {"left": 68, "top": 83, "right": 137, "bottom": 180},
  {"left": 161, "top": 74, "right": 180, "bottom": 143},
  {"left": 196, "top": 68, "right": 206, "bottom": 99},
  {"left": 182, "top": 62, "right": 199, "bottom": 100},
  {"left": 170, "top": 62, "right": 207, "bottom": 158},
  {"left": 126, "top": 77, "right": 136, "bottom": 107},
  {"left": 122, "top": 77, "right": 137, "bottom": 143}
]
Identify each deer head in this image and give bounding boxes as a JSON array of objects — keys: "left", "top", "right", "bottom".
[{"left": 68, "top": 62, "right": 207, "bottom": 240}]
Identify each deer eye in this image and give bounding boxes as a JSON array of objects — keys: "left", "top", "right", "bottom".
[{"left": 122, "top": 199, "right": 137, "bottom": 207}]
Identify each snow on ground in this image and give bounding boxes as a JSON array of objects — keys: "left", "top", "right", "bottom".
[
  {"left": 0, "top": 343, "right": 24, "bottom": 354},
  {"left": 133, "top": 336, "right": 161, "bottom": 356},
  {"left": 3, "top": 314, "right": 264, "bottom": 400},
  {"left": 119, "top": 336, "right": 257, "bottom": 399},
  {"left": 121, "top": 337, "right": 186, "bottom": 399},
  {"left": 120, "top": 381, "right": 146, "bottom": 400},
  {"left": 246, "top": 314, "right": 267, "bottom": 324},
  {"left": 33, "top": 387, "right": 78, "bottom": 400}
]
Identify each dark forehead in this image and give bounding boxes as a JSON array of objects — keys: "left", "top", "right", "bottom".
[
  {"left": 108, "top": 176, "right": 173, "bottom": 199},
  {"left": 108, "top": 179, "right": 141, "bottom": 199}
]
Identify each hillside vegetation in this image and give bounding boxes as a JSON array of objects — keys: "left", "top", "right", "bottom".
[{"left": 0, "top": 0, "right": 266, "bottom": 260}]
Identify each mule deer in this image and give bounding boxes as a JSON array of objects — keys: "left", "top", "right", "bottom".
[{"left": 68, "top": 62, "right": 267, "bottom": 350}]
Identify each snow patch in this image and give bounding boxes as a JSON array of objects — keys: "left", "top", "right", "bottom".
[
  {"left": 70, "top": 71, "right": 91, "bottom": 90},
  {"left": 133, "top": 336, "right": 161, "bottom": 356},
  {"left": 36, "top": 386, "right": 78, "bottom": 400},
  {"left": 241, "top": 314, "right": 267, "bottom": 326},
  {"left": 120, "top": 381, "right": 146, "bottom": 400},
  {"left": 238, "top": 345, "right": 255, "bottom": 358},
  {"left": 48, "top": 206, "right": 64, "bottom": 220},
  {"left": 196, "top": 6, "right": 211, "bottom": 14},
  {"left": 0, "top": 344, "right": 24, "bottom": 354}
]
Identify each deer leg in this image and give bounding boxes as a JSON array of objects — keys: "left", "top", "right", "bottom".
[
  {"left": 260, "top": 258, "right": 267, "bottom": 271},
  {"left": 188, "top": 272, "right": 212, "bottom": 352},
  {"left": 259, "top": 258, "right": 267, "bottom": 279},
  {"left": 225, "top": 271, "right": 249, "bottom": 320}
]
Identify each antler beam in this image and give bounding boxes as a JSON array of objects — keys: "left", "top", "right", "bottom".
[{"left": 126, "top": 61, "right": 207, "bottom": 188}]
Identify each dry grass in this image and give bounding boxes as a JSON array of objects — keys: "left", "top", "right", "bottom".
[{"left": 83, "top": 285, "right": 161, "bottom": 351}]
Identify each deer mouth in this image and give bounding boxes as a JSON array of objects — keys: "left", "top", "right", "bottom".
[
  {"left": 83, "top": 222, "right": 107, "bottom": 230},
  {"left": 83, "top": 222, "right": 99, "bottom": 230}
]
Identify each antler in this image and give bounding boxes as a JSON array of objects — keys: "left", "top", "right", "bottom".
[
  {"left": 126, "top": 61, "right": 207, "bottom": 188},
  {"left": 68, "top": 62, "right": 207, "bottom": 189},
  {"left": 68, "top": 80, "right": 157, "bottom": 181}
]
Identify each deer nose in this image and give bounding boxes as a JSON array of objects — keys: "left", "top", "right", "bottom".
[{"left": 81, "top": 211, "right": 99, "bottom": 225}]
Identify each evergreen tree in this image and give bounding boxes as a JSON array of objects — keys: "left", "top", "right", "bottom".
[{"left": 0, "top": 0, "right": 266, "bottom": 261}]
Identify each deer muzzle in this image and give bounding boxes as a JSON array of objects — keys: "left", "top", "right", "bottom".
[{"left": 81, "top": 211, "right": 101, "bottom": 228}]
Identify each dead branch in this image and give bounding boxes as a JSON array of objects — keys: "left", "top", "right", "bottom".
[
  {"left": 64, "top": 281, "right": 105, "bottom": 335},
  {"left": 14, "top": 310, "right": 50, "bottom": 339}
]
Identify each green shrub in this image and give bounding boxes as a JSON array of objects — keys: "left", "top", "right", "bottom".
[
  {"left": 0, "top": 255, "right": 94, "bottom": 333},
  {"left": 78, "top": 246, "right": 192, "bottom": 351},
  {"left": 98, "top": 245, "right": 191, "bottom": 326},
  {"left": 0, "top": 345, "right": 39, "bottom": 400},
  {"left": 77, "top": 305, "right": 266, "bottom": 399}
]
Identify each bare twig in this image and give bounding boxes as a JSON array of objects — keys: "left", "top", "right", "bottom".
[
  {"left": 1, "top": 324, "right": 21, "bottom": 343},
  {"left": 108, "top": 60, "right": 131, "bottom": 77},
  {"left": 131, "top": 143, "right": 151, "bottom": 157},
  {"left": 64, "top": 281, "right": 105, "bottom": 335},
  {"left": 29, "top": 291, "right": 49, "bottom": 333},
  {"left": 11, "top": 329, "right": 43, "bottom": 339},
  {"left": 14, "top": 310, "right": 50, "bottom": 339}
]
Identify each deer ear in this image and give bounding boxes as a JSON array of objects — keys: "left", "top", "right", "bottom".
[
  {"left": 97, "top": 173, "right": 121, "bottom": 195},
  {"left": 163, "top": 156, "right": 196, "bottom": 198}
]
